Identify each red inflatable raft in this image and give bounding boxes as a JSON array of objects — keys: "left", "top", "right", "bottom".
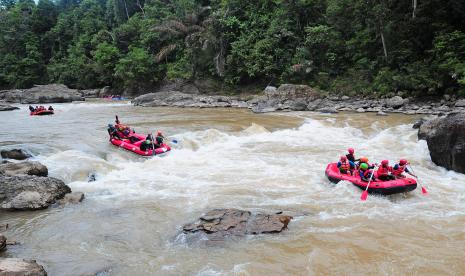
[
  {"left": 325, "top": 163, "right": 417, "bottom": 195},
  {"left": 110, "top": 133, "right": 171, "bottom": 157},
  {"left": 30, "top": 110, "right": 54, "bottom": 116}
]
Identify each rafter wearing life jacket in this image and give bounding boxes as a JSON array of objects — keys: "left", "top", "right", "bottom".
[{"left": 337, "top": 155, "right": 355, "bottom": 174}]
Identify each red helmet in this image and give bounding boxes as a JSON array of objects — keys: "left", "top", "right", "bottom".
[
  {"left": 348, "top": 148, "right": 354, "bottom": 154},
  {"left": 360, "top": 157, "right": 368, "bottom": 163},
  {"left": 340, "top": 155, "right": 347, "bottom": 161},
  {"left": 381, "top": 160, "right": 389, "bottom": 166},
  {"left": 157, "top": 131, "right": 162, "bottom": 136},
  {"left": 399, "top": 159, "right": 408, "bottom": 165}
]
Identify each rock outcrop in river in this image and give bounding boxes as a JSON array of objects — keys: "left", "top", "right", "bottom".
[
  {"left": 0, "top": 161, "right": 48, "bottom": 177},
  {"left": 418, "top": 113, "right": 465, "bottom": 173},
  {"left": 182, "top": 209, "right": 292, "bottom": 244},
  {"left": 133, "top": 91, "right": 248, "bottom": 108},
  {"left": 0, "top": 258, "right": 47, "bottom": 275},
  {"left": 0, "top": 102, "right": 19, "bottom": 112},
  {"left": 0, "top": 174, "right": 71, "bottom": 210},
  {"left": 0, "top": 84, "right": 84, "bottom": 104},
  {"left": 1, "top": 149, "right": 31, "bottom": 160}
]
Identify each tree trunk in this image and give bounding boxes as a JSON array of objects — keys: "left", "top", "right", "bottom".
[
  {"left": 412, "top": 0, "right": 417, "bottom": 18},
  {"left": 136, "top": 0, "right": 145, "bottom": 16},
  {"left": 380, "top": 30, "right": 388, "bottom": 61},
  {"left": 122, "top": 0, "right": 129, "bottom": 20}
]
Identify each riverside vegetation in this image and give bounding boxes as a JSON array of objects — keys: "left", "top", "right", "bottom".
[{"left": 0, "top": 0, "right": 464, "bottom": 97}]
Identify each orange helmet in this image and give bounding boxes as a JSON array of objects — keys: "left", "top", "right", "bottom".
[{"left": 360, "top": 157, "right": 368, "bottom": 163}]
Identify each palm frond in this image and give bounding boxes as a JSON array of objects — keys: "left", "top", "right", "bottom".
[{"left": 155, "top": 44, "right": 177, "bottom": 62}]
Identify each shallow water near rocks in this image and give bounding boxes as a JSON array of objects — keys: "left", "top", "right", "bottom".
[{"left": 1, "top": 101, "right": 465, "bottom": 275}]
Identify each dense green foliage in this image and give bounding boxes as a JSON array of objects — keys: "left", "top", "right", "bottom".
[{"left": 0, "top": 0, "right": 464, "bottom": 95}]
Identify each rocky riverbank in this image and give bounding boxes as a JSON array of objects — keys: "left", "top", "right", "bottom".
[
  {"left": 0, "top": 84, "right": 107, "bottom": 104},
  {"left": 133, "top": 83, "right": 465, "bottom": 116}
]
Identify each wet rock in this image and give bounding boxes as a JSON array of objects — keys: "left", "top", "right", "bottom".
[
  {"left": 0, "top": 258, "right": 47, "bottom": 276},
  {"left": 356, "top": 108, "right": 365, "bottom": 113},
  {"left": 418, "top": 113, "right": 465, "bottom": 173},
  {"left": 79, "top": 88, "right": 101, "bottom": 98},
  {"left": 57, "top": 192, "right": 84, "bottom": 205},
  {"left": 1, "top": 149, "right": 31, "bottom": 160},
  {"left": 307, "top": 99, "right": 322, "bottom": 111},
  {"left": 264, "top": 86, "right": 277, "bottom": 93},
  {"left": 317, "top": 107, "right": 338, "bottom": 114},
  {"left": 0, "top": 102, "right": 19, "bottom": 111},
  {"left": 376, "top": 111, "right": 388, "bottom": 116},
  {"left": 287, "top": 99, "right": 308, "bottom": 111},
  {"left": 455, "top": 99, "right": 465, "bottom": 107},
  {"left": 182, "top": 209, "right": 293, "bottom": 243},
  {"left": 0, "top": 84, "right": 84, "bottom": 104},
  {"left": 0, "top": 235, "right": 6, "bottom": 251},
  {"left": 386, "top": 96, "right": 405, "bottom": 108},
  {"left": 341, "top": 95, "right": 350, "bottom": 101},
  {"left": 0, "top": 174, "right": 71, "bottom": 210},
  {"left": 413, "top": 118, "right": 427, "bottom": 129},
  {"left": 0, "top": 161, "right": 48, "bottom": 177},
  {"left": 88, "top": 172, "right": 97, "bottom": 182}
]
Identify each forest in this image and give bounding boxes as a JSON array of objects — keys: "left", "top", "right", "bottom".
[{"left": 0, "top": 0, "right": 464, "bottom": 96}]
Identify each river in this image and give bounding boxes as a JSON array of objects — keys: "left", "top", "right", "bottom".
[{"left": 1, "top": 101, "right": 465, "bottom": 275}]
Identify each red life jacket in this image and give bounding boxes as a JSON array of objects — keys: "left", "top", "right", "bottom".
[
  {"left": 377, "top": 165, "right": 391, "bottom": 177},
  {"left": 392, "top": 164, "right": 405, "bottom": 176},
  {"left": 339, "top": 161, "right": 351, "bottom": 172}
]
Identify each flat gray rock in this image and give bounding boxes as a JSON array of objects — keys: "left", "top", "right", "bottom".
[
  {"left": 0, "top": 175, "right": 71, "bottom": 210},
  {"left": 0, "top": 258, "right": 47, "bottom": 276}
]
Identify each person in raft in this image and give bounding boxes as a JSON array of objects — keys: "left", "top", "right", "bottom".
[
  {"left": 48, "top": 106, "right": 54, "bottom": 111},
  {"left": 346, "top": 148, "right": 360, "bottom": 163},
  {"left": 376, "top": 160, "right": 395, "bottom": 181},
  {"left": 392, "top": 159, "right": 417, "bottom": 178},
  {"left": 154, "top": 131, "right": 165, "bottom": 148},
  {"left": 357, "top": 156, "right": 376, "bottom": 169},
  {"left": 140, "top": 135, "right": 155, "bottom": 151},
  {"left": 29, "top": 105, "right": 35, "bottom": 112},
  {"left": 337, "top": 156, "right": 355, "bottom": 175},
  {"left": 359, "top": 163, "right": 376, "bottom": 181}
]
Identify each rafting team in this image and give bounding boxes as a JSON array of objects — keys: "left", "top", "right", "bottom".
[
  {"left": 107, "top": 117, "right": 165, "bottom": 152},
  {"left": 29, "top": 105, "right": 53, "bottom": 112},
  {"left": 337, "top": 148, "right": 417, "bottom": 182}
]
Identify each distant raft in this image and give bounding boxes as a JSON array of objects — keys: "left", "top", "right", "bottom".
[
  {"left": 325, "top": 162, "right": 417, "bottom": 195},
  {"left": 30, "top": 109, "right": 54, "bottom": 116},
  {"left": 110, "top": 133, "right": 171, "bottom": 157}
]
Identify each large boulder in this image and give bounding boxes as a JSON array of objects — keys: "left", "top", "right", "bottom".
[
  {"left": 0, "top": 102, "right": 19, "bottom": 112},
  {"left": 0, "top": 161, "right": 48, "bottom": 177},
  {"left": 418, "top": 113, "right": 465, "bottom": 173},
  {"left": 267, "top": 84, "right": 320, "bottom": 102},
  {"left": 182, "top": 209, "right": 292, "bottom": 244},
  {"left": 1, "top": 149, "right": 31, "bottom": 160},
  {"left": 0, "top": 84, "right": 84, "bottom": 104},
  {"left": 132, "top": 91, "right": 195, "bottom": 107},
  {"left": 0, "top": 258, "right": 47, "bottom": 275},
  {"left": 250, "top": 84, "right": 321, "bottom": 113},
  {"left": 0, "top": 175, "right": 71, "bottom": 210},
  {"left": 386, "top": 96, "right": 405, "bottom": 109}
]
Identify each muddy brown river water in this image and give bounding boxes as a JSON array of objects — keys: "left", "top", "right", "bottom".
[{"left": 1, "top": 101, "right": 465, "bottom": 275}]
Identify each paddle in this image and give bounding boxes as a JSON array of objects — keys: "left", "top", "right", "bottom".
[
  {"left": 408, "top": 165, "right": 428, "bottom": 195},
  {"left": 361, "top": 166, "right": 376, "bottom": 201},
  {"left": 151, "top": 133, "right": 155, "bottom": 156}
]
